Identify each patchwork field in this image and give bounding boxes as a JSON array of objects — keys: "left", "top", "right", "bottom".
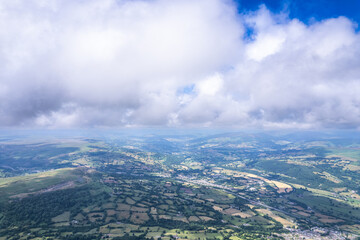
[{"left": 1, "top": 131, "right": 360, "bottom": 239}]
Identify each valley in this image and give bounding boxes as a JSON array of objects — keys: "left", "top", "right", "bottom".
[{"left": 0, "top": 130, "right": 360, "bottom": 239}]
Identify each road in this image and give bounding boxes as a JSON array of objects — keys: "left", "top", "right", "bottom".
[{"left": 175, "top": 175, "right": 306, "bottom": 221}]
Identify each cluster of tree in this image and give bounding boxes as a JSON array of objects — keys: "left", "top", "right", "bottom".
[{"left": 1, "top": 185, "right": 110, "bottom": 228}]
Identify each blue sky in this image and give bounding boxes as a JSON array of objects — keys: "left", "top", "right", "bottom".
[
  {"left": 237, "top": 0, "right": 360, "bottom": 24},
  {"left": 0, "top": 0, "right": 360, "bottom": 129}
]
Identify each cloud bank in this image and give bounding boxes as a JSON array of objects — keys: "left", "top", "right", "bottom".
[{"left": 0, "top": 0, "right": 360, "bottom": 129}]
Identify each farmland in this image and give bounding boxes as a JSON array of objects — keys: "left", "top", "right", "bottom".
[{"left": 0, "top": 130, "right": 360, "bottom": 239}]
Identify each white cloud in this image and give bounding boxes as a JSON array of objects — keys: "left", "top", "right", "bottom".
[
  {"left": 196, "top": 74, "right": 223, "bottom": 96},
  {"left": 0, "top": 0, "right": 359, "bottom": 129}
]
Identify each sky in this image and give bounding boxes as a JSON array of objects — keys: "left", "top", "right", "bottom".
[
  {"left": 0, "top": 0, "right": 360, "bottom": 129},
  {"left": 238, "top": 0, "right": 360, "bottom": 24}
]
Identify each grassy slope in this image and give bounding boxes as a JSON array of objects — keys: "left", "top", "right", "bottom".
[{"left": 0, "top": 168, "right": 84, "bottom": 203}]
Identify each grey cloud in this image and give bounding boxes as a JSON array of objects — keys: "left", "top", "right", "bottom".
[{"left": 0, "top": 0, "right": 360, "bottom": 129}]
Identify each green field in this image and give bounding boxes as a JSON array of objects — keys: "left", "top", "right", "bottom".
[{"left": 1, "top": 131, "right": 360, "bottom": 239}]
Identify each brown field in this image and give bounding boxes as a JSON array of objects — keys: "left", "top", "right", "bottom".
[
  {"left": 196, "top": 211, "right": 206, "bottom": 216},
  {"left": 164, "top": 193, "right": 176, "bottom": 197},
  {"left": 218, "top": 204, "right": 230, "bottom": 209},
  {"left": 231, "top": 211, "right": 254, "bottom": 218},
  {"left": 130, "top": 212, "right": 149, "bottom": 224},
  {"left": 158, "top": 215, "right": 172, "bottom": 220},
  {"left": 199, "top": 216, "right": 214, "bottom": 221},
  {"left": 246, "top": 204, "right": 256, "bottom": 209},
  {"left": 266, "top": 180, "right": 293, "bottom": 193},
  {"left": 221, "top": 207, "right": 255, "bottom": 218},
  {"left": 158, "top": 204, "right": 169, "bottom": 210},
  {"left": 193, "top": 199, "right": 205, "bottom": 204},
  {"left": 117, "top": 203, "right": 131, "bottom": 211},
  {"left": 173, "top": 216, "right": 189, "bottom": 223},
  {"left": 292, "top": 206, "right": 306, "bottom": 211},
  {"left": 315, "top": 213, "right": 331, "bottom": 218},
  {"left": 91, "top": 206, "right": 101, "bottom": 212},
  {"left": 106, "top": 209, "right": 117, "bottom": 216},
  {"left": 256, "top": 209, "right": 295, "bottom": 227},
  {"left": 221, "top": 170, "right": 293, "bottom": 194},
  {"left": 125, "top": 197, "right": 136, "bottom": 205},
  {"left": 188, "top": 216, "right": 200, "bottom": 222},
  {"left": 117, "top": 211, "right": 130, "bottom": 220},
  {"left": 222, "top": 208, "right": 250, "bottom": 217},
  {"left": 131, "top": 206, "right": 148, "bottom": 212},
  {"left": 296, "top": 211, "right": 311, "bottom": 217},
  {"left": 315, "top": 213, "right": 344, "bottom": 224},
  {"left": 103, "top": 202, "right": 116, "bottom": 209},
  {"left": 319, "top": 218, "right": 344, "bottom": 223},
  {"left": 213, "top": 206, "right": 223, "bottom": 212},
  {"left": 136, "top": 203, "right": 148, "bottom": 207},
  {"left": 88, "top": 212, "right": 104, "bottom": 222}
]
